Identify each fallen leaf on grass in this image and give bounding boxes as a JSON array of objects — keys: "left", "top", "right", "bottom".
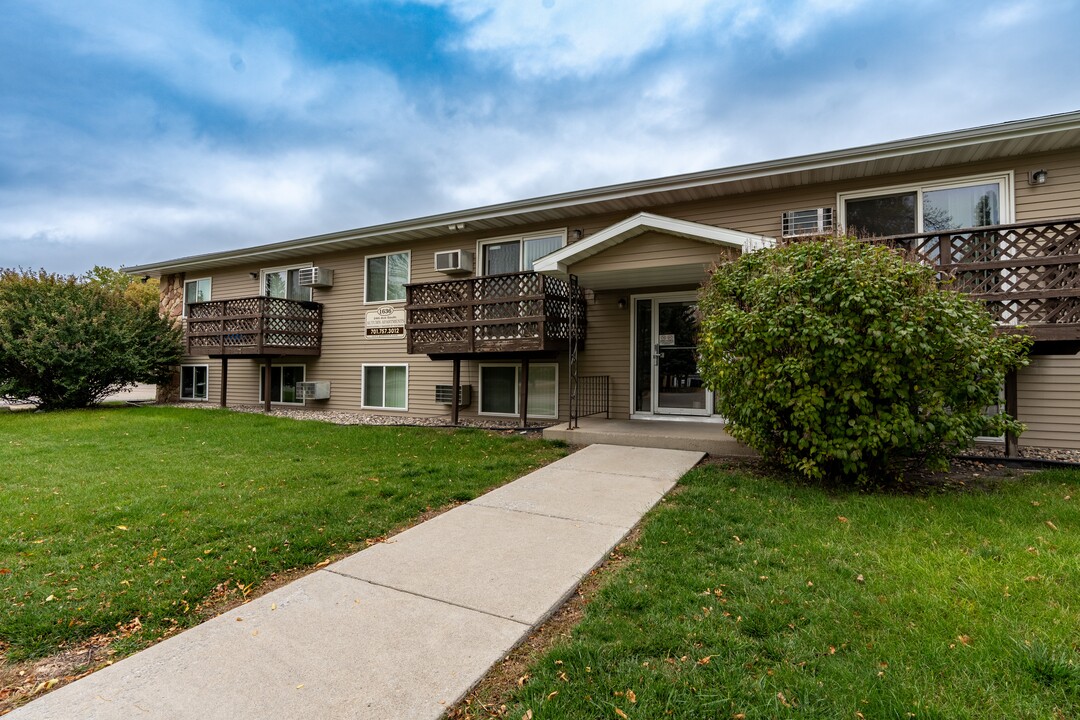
[
  {"left": 614, "top": 708, "right": 629, "bottom": 719},
  {"left": 0, "top": 568, "right": 11, "bottom": 575},
  {"left": 837, "top": 516, "right": 849, "bottom": 523},
  {"left": 115, "top": 526, "right": 128, "bottom": 531},
  {"left": 627, "top": 689, "right": 636, "bottom": 703},
  {"left": 697, "top": 656, "right": 713, "bottom": 666},
  {"left": 546, "top": 691, "right": 558, "bottom": 701},
  {"left": 1045, "top": 520, "right": 1058, "bottom": 531},
  {"left": 315, "top": 559, "right": 331, "bottom": 569}
]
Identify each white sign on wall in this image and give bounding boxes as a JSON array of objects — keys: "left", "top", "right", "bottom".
[{"left": 365, "top": 305, "right": 405, "bottom": 339}]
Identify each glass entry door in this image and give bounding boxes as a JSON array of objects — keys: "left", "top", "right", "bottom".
[{"left": 634, "top": 295, "right": 712, "bottom": 417}]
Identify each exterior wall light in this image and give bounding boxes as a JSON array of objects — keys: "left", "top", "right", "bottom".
[
  {"left": 1029, "top": 169, "right": 1048, "bottom": 185},
  {"left": 249, "top": 271, "right": 259, "bottom": 279}
]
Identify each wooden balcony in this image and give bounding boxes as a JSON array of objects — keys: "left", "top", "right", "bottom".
[
  {"left": 185, "top": 296, "right": 323, "bottom": 358},
  {"left": 405, "top": 272, "right": 586, "bottom": 357},
  {"left": 887, "top": 217, "right": 1080, "bottom": 344}
]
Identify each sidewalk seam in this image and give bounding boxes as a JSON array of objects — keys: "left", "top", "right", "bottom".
[
  {"left": 466, "top": 498, "right": 651, "bottom": 529},
  {"left": 322, "top": 570, "right": 533, "bottom": 627}
]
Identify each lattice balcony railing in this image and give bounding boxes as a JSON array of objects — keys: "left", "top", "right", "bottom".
[
  {"left": 405, "top": 272, "right": 586, "bottom": 355},
  {"left": 884, "top": 217, "right": 1080, "bottom": 341},
  {"left": 185, "top": 296, "right": 323, "bottom": 356}
]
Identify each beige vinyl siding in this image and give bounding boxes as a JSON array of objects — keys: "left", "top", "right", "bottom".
[
  {"left": 1017, "top": 355, "right": 1080, "bottom": 450},
  {"left": 174, "top": 237, "right": 573, "bottom": 421},
  {"left": 578, "top": 290, "right": 633, "bottom": 419},
  {"left": 171, "top": 146, "right": 1080, "bottom": 425},
  {"left": 572, "top": 232, "right": 738, "bottom": 276}
]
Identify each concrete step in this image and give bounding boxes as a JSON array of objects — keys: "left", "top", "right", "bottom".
[{"left": 544, "top": 418, "right": 756, "bottom": 457}]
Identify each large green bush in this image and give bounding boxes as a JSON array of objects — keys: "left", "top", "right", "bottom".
[
  {"left": 0, "top": 269, "right": 182, "bottom": 409},
  {"left": 697, "top": 236, "right": 1031, "bottom": 484}
]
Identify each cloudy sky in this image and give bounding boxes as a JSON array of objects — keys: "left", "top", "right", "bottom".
[{"left": 2, "top": 0, "right": 1079, "bottom": 275}]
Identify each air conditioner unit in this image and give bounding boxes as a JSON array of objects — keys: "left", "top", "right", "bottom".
[
  {"left": 435, "top": 384, "right": 472, "bottom": 407},
  {"left": 298, "top": 267, "right": 334, "bottom": 288},
  {"left": 782, "top": 208, "right": 834, "bottom": 238},
  {"left": 295, "top": 381, "right": 331, "bottom": 400},
  {"left": 434, "top": 249, "right": 474, "bottom": 274}
]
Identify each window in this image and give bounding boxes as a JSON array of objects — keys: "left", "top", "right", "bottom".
[
  {"left": 180, "top": 365, "right": 208, "bottom": 401},
  {"left": 365, "top": 251, "right": 410, "bottom": 303},
  {"left": 183, "top": 278, "right": 211, "bottom": 316},
  {"left": 362, "top": 365, "right": 408, "bottom": 410},
  {"left": 839, "top": 174, "right": 1010, "bottom": 237},
  {"left": 479, "top": 364, "right": 558, "bottom": 418},
  {"left": 782, "top": 208, "right": 834, "bottom": 237},
  {"left": 262, "top": 266, "right": 312, "bottom": 302},
  {"left": 479, "top": 232, "right": 565, "bottom": 275},
  {"left": 259, "top": 365, "right": 305, "bottom": 404}
]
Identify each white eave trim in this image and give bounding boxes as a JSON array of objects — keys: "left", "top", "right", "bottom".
[{"left": 533, "top": 212, "right": 774, "bottom": 274}]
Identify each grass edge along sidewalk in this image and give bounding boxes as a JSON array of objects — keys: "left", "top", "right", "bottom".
[
  {"left": 0, "top": 406, "right": 566, "bottom": 695},
  {"left": 494, "top": 462, "right": 1080, "bottom": 720}
]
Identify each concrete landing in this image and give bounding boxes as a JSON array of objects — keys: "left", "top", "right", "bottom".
[
  {"left": 8, "top": 444, "right": 704, "bottom": 720},
  {"left": 544, "top": 417, "right": 756, "bottom": 457}
]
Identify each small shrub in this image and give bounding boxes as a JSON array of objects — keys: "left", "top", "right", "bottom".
[
  {"left": 0, "top": 268, "right": 182, "bottom": 409},
  {"left": 697, "top": 236, "right": 1031, "bottom": 485}
]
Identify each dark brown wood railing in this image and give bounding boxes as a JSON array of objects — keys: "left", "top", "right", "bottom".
[
  {"left": 885, "top": 217, "right": 1080, "bottom": 342},
  {"left": 405, "top": 272, "right": 586, "bottom": 355},
  {"left": 185, "top": 296, "right": 323, "bottom": 357}
]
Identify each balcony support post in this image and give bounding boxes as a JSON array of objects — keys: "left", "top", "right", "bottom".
[
  {"left": 519, "top": 357, "right": 530, "bottom": 428},
  {"left": 1004, "top": 368, "right": 1019, "bottom": 457},
  {"left": 220, "top": 357, "right": 228, "bottom": 408},
  {"left": 451, "top": 358, "right": 461, "bottom": 426},
  {"left": 263, "top": 357, "right": 273, "bottom": 413}
]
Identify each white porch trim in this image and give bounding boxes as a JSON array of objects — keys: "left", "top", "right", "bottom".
[{"left": 533, "top": 212, "right": 773, "bottom": 275}]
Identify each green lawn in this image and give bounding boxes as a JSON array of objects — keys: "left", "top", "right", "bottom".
[
  {"left": 509, "top": 464, "right": 1080, "bottom": 719},
  {"left": 0, "top": 406, "right": 566, "bottom": 661}
]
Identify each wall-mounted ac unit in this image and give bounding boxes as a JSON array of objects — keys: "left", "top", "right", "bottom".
[
  {"left": 434, "top": 249, "right": 474, "bottom": 274},
  {"left": 296, "top": 381, "right": 331, "bottom": 400},
  {"left": 298, "top": 267, "right": 334, "bottom": 288},
  {"left": 435, "top": 384, "right": 472, "bottom": 407},
  {"left": 781, "top": 208, "right": 834, "bottom": 238}
]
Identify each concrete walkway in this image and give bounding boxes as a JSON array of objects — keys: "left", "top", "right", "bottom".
[
  {"left": 9, "top": 444, "right": 703, "bottom": 720},
  {"left": 544, "top": 417, "right": 755, "bottom": 456}
]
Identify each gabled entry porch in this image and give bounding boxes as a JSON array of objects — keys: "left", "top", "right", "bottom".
[{"left": 533, "top": 211, "right": 773, "bottom": 425}]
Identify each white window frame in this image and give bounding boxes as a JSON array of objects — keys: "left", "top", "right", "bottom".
[
  {"left": 260, "top": 263, "right": 313, "bottom": 302},
  {"left": 182, "top": 277, "right": 212, "bottom": 318},
  {"left": 361, "top": 363, "right": 410, "bottom": 411},
  {"left": 179, "top": 364, "right": 209, "bottom": 401},
  {"left": 478, "top": 362, "right": 559, "bottom": 419},
  {"left": 476, "top": 229, "right": 568, "bottom": 276},
  {"left": 364, "top": 250, "right": 411, "bottom": 304},
  {"left": 258, "top": 364, "right": 306, "bottom": 405},
  {"left": 837, "top": 172, "right": 1014, "bottom": 235}
]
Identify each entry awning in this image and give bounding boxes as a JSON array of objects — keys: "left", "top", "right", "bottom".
[{"left": 533, "top": 212, "right": 774, "bottom": 290}]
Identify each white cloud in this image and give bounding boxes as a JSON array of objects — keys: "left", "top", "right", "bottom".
[{"left": 417, "top": 0, "right": 866, "bottom": 78}]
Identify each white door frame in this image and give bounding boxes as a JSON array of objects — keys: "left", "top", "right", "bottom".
[{"left": 629, "top": 291, "right": 720, "bottom": 421}]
